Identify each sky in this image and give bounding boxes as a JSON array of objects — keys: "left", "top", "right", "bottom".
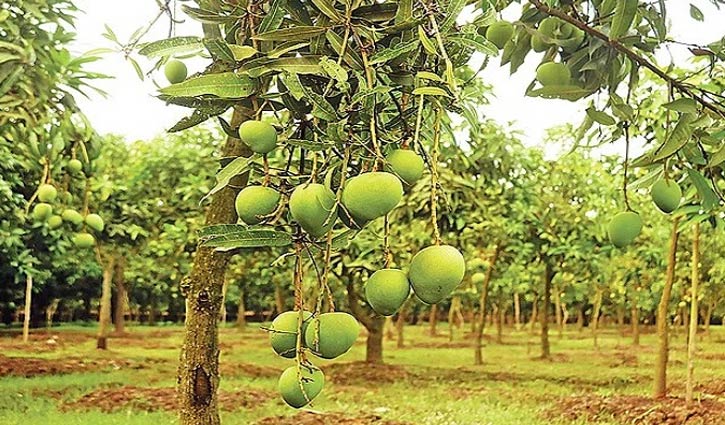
[{"left": 69, "top": 1, "right": 725, "bottom": 153}]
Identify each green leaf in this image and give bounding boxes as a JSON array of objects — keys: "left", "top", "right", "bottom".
[
  {"left": 526, "top": 85, "right": 594, "bottom": 101},
  {"left": 203, "top": 156, "right": 253, "bottom": 202},
  {"left": 662, "top": 98, "right": 698, "bottom": 114},
  {"left": 326, "top": 31, "right": 364, "bottom": 70},
  {"left": 586, "top": 107, "right": 616, "bottom": 125},
  {"left": 685, "top": 168, "right": 718, "bottom": 210},
  {"left": 689, "top": 4, "right": 704, "bottom": 21},
  {"left": 259, "top": 0, "right": 286, "bottom": 33},
  {"left": 412, "top": 87, "right": 451, "bottom": 97},
  {"left": 159, "top": 73, "right": 256, "bottom": 98},
  {"left": 651, "top": 113, "right": 696, "bottom": 162},
  {"left": 707, "top": 143, "right": 725, "bottom": 168},
  {"left": 285, "top": 138, "right": 333, "bottom": 151},
  {"left": 204, "top": 38, "right": 236, "bottom": 62},
  {"left": 267, "top": 41, "right": 309, "bottom": 58},
  {"left": 254, "top": 26, "right": 328, "bottom": 42},
  {"left": 311, "top": 0, "right": 344, "bottom": 21},
  {"left": 416, "top": 71, "right": 444, "bottom": 82},
  {"left": 138, "top": 36, "right": 203, "bottom": 57},
  {"left": 369, "top": 39, "right": 419, "bottom": 65},
  {"left": 447, "top": 34, "right": 499, "bottom": 56},
  {"left": 418, "top": 27, "right": 437, "bottom": 55},
  {"left": 440, "top": 0, "right": 466, "bottom": 32},
  {"left": 610, "top": 0, "right": 638, "bottom": 39},
  {"left": 200, "top": 226, "right": 293, "bottom": 250}
]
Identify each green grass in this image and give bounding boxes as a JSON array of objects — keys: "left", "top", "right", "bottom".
[{"left": 0, "top": 323, "right": 722, "bottom": 424}]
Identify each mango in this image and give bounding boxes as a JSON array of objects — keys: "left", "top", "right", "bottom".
[
  {"left": 289, "top": 183, "right": 337, "bottom": 238},
  {"left": 408, "top": 245, "right": 466, "bottom": 304},
  {"left": 471, "top": 272, "right": 485, "bottom": 285},
  {"left": 32, "top": 203, "right": 53, "bottom": 221},
  {"left": 72, "top": 232, "right": 95, "bottom": 248},
  {"left": 85, "top": 213, "right": 104, "bottom": 232},
  {"left": 269, "top": 311, "right": 312, "bottom": 358},
  {"left": 239, "top": 120, "right": 277, "bottom": 154},
  {"left": 386, "top": 149, "right": 425, "bottom": 185},
  {"left": 278, "top": 366, "right": 324, "bottom": 408},
  {"left": 164, "top": 59, "right": 187, "bottom": 84},
  {"left": 607, "top": 211, "right": 642, "bottom": 248},
  {"left": 37, "top": 184, "right": 57, "bottom": 202},
  {"left": 62, "top": 209, "right": 84, "bottom": 226},
  {"left": 304, "top": 312, "right": 359, "bottom": 359},
  {"left": 68, "top": 159, "right": 83, "bottom": 173},
  {"left": 364, "top": 269, "right": 410, "bottom": 316},
  {"left": 341, "top": 172, "right": 403, "bottom": 221},
  {"left": 485, "top": 21, "right": 514, "bottom": 49},
  {"left": 650, "top": 179, "right": 681, "bottom": 214},
  {"left": 536, "top": 62, "right": 571, "bottom": 86},
  {"left": 530, "top": 33, "right": 549, "bottom": 52},
  {"left": 235, "top": 185, "right": 280, "bottom": 225},
  {"left": 47, "top": 215, "right": 63, "bottom": 229}
]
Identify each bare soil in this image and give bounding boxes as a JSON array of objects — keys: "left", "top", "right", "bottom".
[
  {"left": 325, "top": 361, "right": 410, "bottom": 386},
  {"left": 0, "top": 354, "right": 134, "bottom": 377},
  {"left": 255, "top": 411, "right": 412, "bottom": 425}
]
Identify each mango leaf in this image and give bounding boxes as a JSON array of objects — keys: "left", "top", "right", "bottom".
[
  {"left": 267, "top": 41, "right": 309, "bottom": 58},
  {"left": 689, "top": 4, "right": 704, "bottom": 21},
  {"left": 651, "top": 113, "right": 695, "bottom": 162},
  {"left": 610, "top": 0, "right": 638, "bottom": 39},
  {"left": 707, "top": 143, "right": 725, "bottom": 168},
  {"left": 686, "top": 168, "right": 719, "bottom": 210},
  {"left": 297, "top": 76, "right": 337, "bottom": 120},
  {"left": 526, "top": 85, "right": 594, "bottom": 101},
  {"left": 228, "top": 44, "right": 257, "bottom": 61},
  {"left": 202, "top": 156, "right": 253, "bottom": 202},
  {"left": 159, "top": 73, "right": 256, "bottom": 98},
  {"left": 181, "top": 6, "right": 234, "bottom": 24},
  {"left": 169, "top": 104, "right": 228, "bottom": 132},
  {"left": 586, "top": 107, "right": 616, "bottom": 125},
  {"left": 440, "top": 0, "right": 466, "bottom": 32},
  {"left": 447, "top": 34, "right": 499, "bottom": 56},
  {"left": 285, "top": 138, "right": 333, "bottom": 151},
  {"left": 311, "top": 0, "right": 344, "bottom": 21},
  {"left": 369, "top": 39, "right": 420, "bottom": 65},
  {"left": 662, "top": 98, "right": 698, "bottom": 114},
  {"left": 241, "top": 56, "right": 324, "bottom": 77},
  {"left": 200, "top": 226, "right": 293, "bottom": 250},
  {"left": 258, "top": 0, "right": 286, "bottom": 33},
  {"left": 418, "top": 26, "right": 437, "bottom": 54},
  {"left": 254, "top": 26, "right": 328, "bottom": 41},
  {"left": 204, "top": 38, "right": 236, "bottom": 62},
  {"left": 138, "top": 36, "right": 203, "bottom": 57},
  {"left": 416, "top": 71, "right": 444, "bottom": 81},
  {"left": 412, "top": 86, "right": 450, "bottom": 97},
  {"left": 326, "top": 31, "right": 364, "bottom": 69}
]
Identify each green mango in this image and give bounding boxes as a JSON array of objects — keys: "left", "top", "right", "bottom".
[
  {"left": 72, "top": 232, "right": 95, "bottom": 249},
  {"left": 278, "top": 366, "right": 324, "bottom": 408},
  {"left": 239, "top": 120, "right": 277, "bottom": 154},
  {"left": 68, "top": 159, "right": 83, "bottom": 174},
  {"left": 364, "top": 269, "right": 410, "bottom": 316},
  {"left": 37, "top": 184, "right": 57, "bottom": 202},
  {"left": 235, "top": 185, "right": 280, "bottom": 225},
  {"left": 408, "top": 245, "right": 466, "bottom": 304},
  {"left": 607, "top": 211, "right": 642, "bottom": 248},
  {"left": 32, "top": 203, "right": 53, "bottom": 221},
  {"left": 530, "top": 33, "right": 549, "bottom": 52},
  {"left": 289, "top": 183, "right": 337, "bottom": 238},
  {"left": 536, "top": 62, "right": 571, "bottom": 86},
  {"left": 304, "top": 312, "right": 359, "bottom": 359},
  {"left": 650, "top": 179, "right": 682, "bottom": 214},
  {"left": 471, "top": 272, "right": 485, "bottom": 285},
  {"left": 85, "top": 213, "right": 104, "bottom": 232},
  {"left": 47, "top": 215, "right": 63, "bottom": 229},
  {"left": 485, "top": 21, "right": 514, "bottom": 49},
  {"left": 62, "top": 209, "right": 84, "bottom": 226},
  {"left": 538, "top": 17, "right": 561, "bottom": 38},
  {"left": 341, "top": 172, "right": 403, "bottom": 221},
  {"left": 269, "top": 311, "right": 312, "bottom": 358},
  {"left": 164, "top": 59, "right": 187, "bottom": 84},
  {"left": 386, "top": 149, "right": 425, "bottom": 185}
]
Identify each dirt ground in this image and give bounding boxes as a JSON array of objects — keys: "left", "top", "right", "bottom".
[
  {"left": 0, "top": 354, "right": 136, "bottom": 377},
  {"left": 255, "top": 411, "right": 412, "bottom": 425}
]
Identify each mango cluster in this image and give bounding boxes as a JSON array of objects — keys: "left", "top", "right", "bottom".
[{"left": 268, "top": 311, "right": 359, "bottom": 408}]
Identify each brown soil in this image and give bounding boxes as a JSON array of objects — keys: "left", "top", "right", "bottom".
[
  {"left": 255, "top": 411, "right": 412, "bottom": 425},
  {"left": 547, "top": 394, "right": 725, "bottom": 425},
  {"left": 220, "top": 362, "right": 281, "bottom": 378},
  {"left": 0, "top": 354, "right": 135, "bottom": 377},
  {"left": 62, "top": 385, "right": 274, "bottom": 412},
  {"left": 325, "top": 362, "right": 410, "bottom": 386},
  {"left": 411, "top": 340, "right": 473, "bottom": 349}
]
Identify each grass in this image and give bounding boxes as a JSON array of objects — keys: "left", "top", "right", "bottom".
[{"left": 0, "top": 322, "right": 723, "bottom": 425}]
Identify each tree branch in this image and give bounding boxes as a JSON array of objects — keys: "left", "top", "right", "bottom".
[{"left": 528, "top": 0, "right": 725, "bottom": 118}]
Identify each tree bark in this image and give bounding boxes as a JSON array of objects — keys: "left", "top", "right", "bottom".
[
  {"left": 631, "top": 305, "right": 640, "bottom": 346},
  {"left": 495, "top": 302, "right": 503, "bottom": 344},
  {"left": 540, "top": 261, "right": 553, "bottom": 359},
  {"left": 617, "top": 305, "right": 626, "bottom": 336},
  {"left": 220, "top": 277, "right": 229, "bottom": 325},
  {"left": 513, "top": 292, "right": 521, "bottom": 330},
  {"left": 97, "top": 256, "right": 115, "bottom": 350},
  {"left": 366, "top": 317, "right": 384, "bottom": 364},
  {"left": 554, "top": 284, "right": 563, "bottom": 339},
  {"left": 274, "top": 281, "right": 285, "bottom": 314},
  {"left": 236, "top": 288, "right": 246, "bottom": 330},
  {"left": 113, "top": 256, "right": 127, "bottom": 335},
  {"left": 576, "top": 305, "right": 584, "bottom": 332},
  {"left": 178, "top": 108, "right": 252, "bottom": 425},
  {"left": 395, "top": 300, "right": 408, "bottom": 348},
  {"left": 474, "top": 244, "right": 501, "bottom": 365},
  {"left": 561, "top": 302, "right": 569, "bottom": 334},
  {"left": 528, "top": 295, "right": 538, "bottom": 334},
  {"left": 591, "top": 288, "right": 603, "bottom": 349},
  {"left": 654, "top": 217, "right": 680, "bottom": 399},
  {"left": 22, "top": 274, "right": 32, "bottom": 343},
  {"left": 703, "top": 302, "right": 713, "bottom": 337},
  {"left": 429, "top": 304, "right": 438, "bottom": 337},
  {"left": 686, "top": 222, "right": 700, "bottom": 405},
  {"left": 385, "top": 316, "right": 395, "bottom": 341}
]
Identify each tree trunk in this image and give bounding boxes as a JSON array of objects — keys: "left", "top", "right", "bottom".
[
  {"left": 528, "top": 295, "right": 538, "bottom": 334},
  {"left": 495, "top": 302, "right": 503, "bottom": 344},
  {"left": 654, "top": 217, "right": 680, "bottom": 399},
  {"left": 576, "top": 305, "right": 584, "bottom": 332},
  {"left": 429, "top": 304, "right": 438, "bottom": 336},
  {"left": 97, "top": 256, "right": 115, "bottom": 350},
  {"left": 703, "top": 302, "right": 713, "bottom": 337},
  {"left": 540, "top": 261, "right": 553, "bottom": 359},
  {"left": 22, "top": 274, "right": 32, "bottom": 343},
  {"left": 554, "top": 284, "right": 563, "bottom": 339},
  {"left": 686, "top": 222, "right": 700, "bottom": 405},
  {"left": 178, "top": 107, "right": 252, "bottom": 425},
  {"left": 561, "top": 302, "right": 569, "bottom": 334},
  {"left": 513, "top": 292, "right": 521, "bottom": 330},
  {"left": 474, "top": 244, "right": 501, "bottom": 365},
  {"left": 236, "top": 288, "right": 246, "bottom": 330},
  {"left": 113, "top": 256, "right": 127, "bottom": 335},
  {"left": 592, "top": 288, "right": 603, "bottom": 349},
  {"left": 274, "top": 281, "right": 285, "bottom": 314},
  {"left": 395, "top": 300, "right": 408, "bottom": 348},
  {"left": 448, "top": 296, "right": 462, "bottom": 341},
  {"left": 631, "top": 305, "right": 640, "bottom": 346},
  {"left": 46, "top": 299, "right": 60, "bottom": 328},
  {"left": 366, "top": 317, "right": 384, "bottom": 364},
  {"left": 385, "top": 316, "right": 395, "bottom": 341},
  {"left": 220, "top": 277, "right": 229, "bottom": 325},
  {"left": 617, "top": 305, "right": 626, "bottom": 336}
]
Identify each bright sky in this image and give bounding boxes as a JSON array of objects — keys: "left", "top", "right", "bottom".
[{"left": 70, "top": 1, "right": 725, "bottom": 151}]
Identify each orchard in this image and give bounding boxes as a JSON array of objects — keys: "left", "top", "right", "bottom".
[{"left": 1, "top": 0, "right": 724, "bottom": 424}]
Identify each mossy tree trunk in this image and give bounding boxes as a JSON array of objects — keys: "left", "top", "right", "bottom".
[
  {"left": 343, "top": 268, "right": 384, "bottom": 364},
  {"left": 113, "top": 255, "right": 126, "bottom": 335},
  {"left": 553, "top": 284, "right": 563, "bottom": 339},
  {"left": 653, "top": 217, "right": 680, "bottom": 399},
  {"left": 428, "top": 304, "right": 438, "bottom": 336},
  {"left": 576, "top": 305, "right": 584, "bottom": 332},
  {"left": 177, "top": 108, "right": 252, "bottom": 425},
  {"left": 22, "top": 274, "right": 32, "bottom": 343},
  {"left": 474, "top": 244, "right": 501, "bottom": 365},
  {"left": 540, "top": 261, "right": 554, "bottom": 359},
  {"left": 97, "top": 255, "right": 115, "bottom": 350},
  {"left": 686, "top": 222, "right": 700, "bottom": 405}
]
